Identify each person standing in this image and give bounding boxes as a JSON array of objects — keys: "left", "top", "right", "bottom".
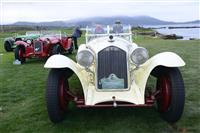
[
  {"left": 113, "top": 20, "right": 123, "bottom": 33},
  {"left": 94, "top": 25, "right": 105, "bottom": 34},
  {"left": 72, "top": 26, "right": 82, "bottom": 50}
]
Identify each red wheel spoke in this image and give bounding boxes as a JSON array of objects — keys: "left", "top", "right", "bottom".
[
  {"left": 154, "top": 90, "right": 161, "bottom": 99},
  {"left": 157, "top": 76, "right": 171, "bottom": 112},
  {"left": 59, "top": 77, "right": 68, "bottom": 111}
]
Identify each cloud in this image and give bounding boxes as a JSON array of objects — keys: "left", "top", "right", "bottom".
[{"left": 1, "top": 0, "right": 199, "bottom": 24}]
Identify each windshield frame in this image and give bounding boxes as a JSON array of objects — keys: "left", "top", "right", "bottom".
[
  {"left": 25, "top": 31, "right": 41, "bottom": 36},
  {"left": 85, "top": 25, "right": 132, "bottom": 43},
  {"left": 40, "top": 30, "right": 62, "bottom": 39}
]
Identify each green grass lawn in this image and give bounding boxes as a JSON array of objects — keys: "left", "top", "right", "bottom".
[{"left": 0, "top": 31, "right": 200, "bottom": 133}]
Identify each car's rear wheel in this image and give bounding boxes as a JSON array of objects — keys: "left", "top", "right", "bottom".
[
  {"left": 68, "top": 42, "right": 74, "bottom": 54},
  {"left": 4, "top": 41, "right": 13, "bottom": 52},
  {"left": 14, "top": 46, "right": 26, "bottom": 63},
  {"left": 46, "top": 69, "right": 73, "bottom": 123},
  {"left": 154, "top": 67, "right": 185, "bottom": 123},
  {"left": 52, "top": 44, "right": 62, "bottom": 55}
]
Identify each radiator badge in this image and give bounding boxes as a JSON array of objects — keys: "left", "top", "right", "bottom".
[{"left": 100, "top": 73, "right": 124, "bottom": 89}]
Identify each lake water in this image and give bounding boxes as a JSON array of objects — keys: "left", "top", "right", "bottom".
[{"left": 144, "top": 23, "right": 200, "bottom": 40}]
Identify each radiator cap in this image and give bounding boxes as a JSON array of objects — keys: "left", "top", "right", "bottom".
[{"left": 108, "top": 35, "right": 114, "bottom": 42}]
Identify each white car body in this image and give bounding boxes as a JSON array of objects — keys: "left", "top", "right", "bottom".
[{"left": 44, "top": 25, "right": 185, "bottom": 105}]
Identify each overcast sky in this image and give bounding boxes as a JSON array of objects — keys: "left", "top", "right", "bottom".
[{"left": 0, "top": 0, "right": 199, "bottom": 24}]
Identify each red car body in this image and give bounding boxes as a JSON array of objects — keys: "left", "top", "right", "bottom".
[{"left": 14, "top": 33, "right": 74, "bottom": 63}]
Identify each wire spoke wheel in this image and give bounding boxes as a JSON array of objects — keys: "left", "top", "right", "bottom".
[
  {"left": 14, "top": 46, "right": 26, "bottom": 63},
  {"left": 58, "top": 77, "right": 69, "bottom": 112},
  {"left": 46, "top": 69, "right": 70, "bottom": 123},
  {"left": 52, "top": 44, "right": 62, "bottom": 55},
  {"left": 153, "top": 67, "right": 185, "bottom": 123},
  {"left": 157, "top": 76, "right": 171, "bottom": 112}
]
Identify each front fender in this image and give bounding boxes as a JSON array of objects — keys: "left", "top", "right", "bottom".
[
  {"left": 44, "top": 54, "right": 78, "bottom": 69},
  {"left": 145, "top": 52, "right": 185, "bottom": 68},
  {"left": 4, "top": 37, "right": 15, "bottom": 42},
  {"left": 15, "top": 41, "right": 30, "bottom": 47},
  {"left": 44, "top": 55, "right": 87, "bottom": 84},
  {"left": 133, "top": 52, "right": 185, "bottom": 102},
  {"left": 4, "top": 37, "right": 15, "bottom": 46},
  {"left": 44, "top": 54, "right": 89, "bottom": 99},
  {"left": 51, "top": 39, "right": 60, "bottom": 44}
]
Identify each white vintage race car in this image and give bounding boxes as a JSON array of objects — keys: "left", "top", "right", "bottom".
[{"left": 44, "top": 25, "right": 185, "bottom": 123}]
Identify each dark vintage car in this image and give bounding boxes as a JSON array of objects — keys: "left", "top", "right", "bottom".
[
  {"left": 14, "top": 31, "right": 74, "bottom": 64},
  {"left": 4, "top": 31, "right": 41, "bottom": 52}
]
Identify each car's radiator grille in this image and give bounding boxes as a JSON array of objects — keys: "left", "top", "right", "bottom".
[
  {"left": 97, "top": 46, "right": 128, "bottom": 89},
  {"left": 34, "top": 41, "right": 42, "bottom": 53}
]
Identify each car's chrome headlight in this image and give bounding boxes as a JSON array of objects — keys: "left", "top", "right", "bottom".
[
  {"left": 26, "top": 39, "right": 32, "bottom": 44},
  {"left": 76, "top": 49, "right": 94, "bottom": 67},
  {"left": 130, "top": 47, "right": 149, "bottom": 66}
]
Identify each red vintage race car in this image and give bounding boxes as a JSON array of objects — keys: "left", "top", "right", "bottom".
[{"left": 14, "top": 31, "right": 74, "bottom": 63}]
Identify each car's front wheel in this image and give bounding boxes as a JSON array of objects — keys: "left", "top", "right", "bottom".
[
  {"left": 14, "top": 46, "right": 26, "bottom": 63},
  {"left": 154, "top": 67, "right": 185, "bottom": 123},
  {"left": 52, "top": 44, "right": 62, "bottom": 55},
  {"left": 46, "top": 69, "right": 71, "bottom": 123}
]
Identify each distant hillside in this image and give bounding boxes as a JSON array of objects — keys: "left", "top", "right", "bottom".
[
  {"left": 11, "top": 16, "right": 200, "bottom": 27},
  {"left": 70, "top": 16, "right": 176, "bottom": 27},
  {"left": 181, "top": 20, "right": 200, "bottom": 24},
  {"left": 13, "top": 21, "right": 67, "bottom": 27}
]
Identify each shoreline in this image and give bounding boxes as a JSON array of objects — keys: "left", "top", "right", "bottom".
[
  {"left": 151, "top": 26, "right": 200, "bottom": 29},
  {"left": 132, "top": 26, "right": 200, "bottom": 40}
]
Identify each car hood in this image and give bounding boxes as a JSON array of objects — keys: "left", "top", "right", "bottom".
[
  {"left": 86, "top": 36, "right": 138, "bottom": 54},
  {"left": 39, "top": 36, "right": 59, "bottom": 41}
]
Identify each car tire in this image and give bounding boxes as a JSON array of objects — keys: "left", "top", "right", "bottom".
[
  {"left": 14, "top": 46, "right": 26, "bottom": 63},
  {"left": 4, "top": 41, "right": 13, "bottom": 52},
  {"left": 155, "top": 67, "right": 185, "bottom": 123},
  {"left": 52, "top": 44, "right": 62, "bottom": 55},
  {"left": 46, "top": 69, "right": 73, "bottom": 123}
]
